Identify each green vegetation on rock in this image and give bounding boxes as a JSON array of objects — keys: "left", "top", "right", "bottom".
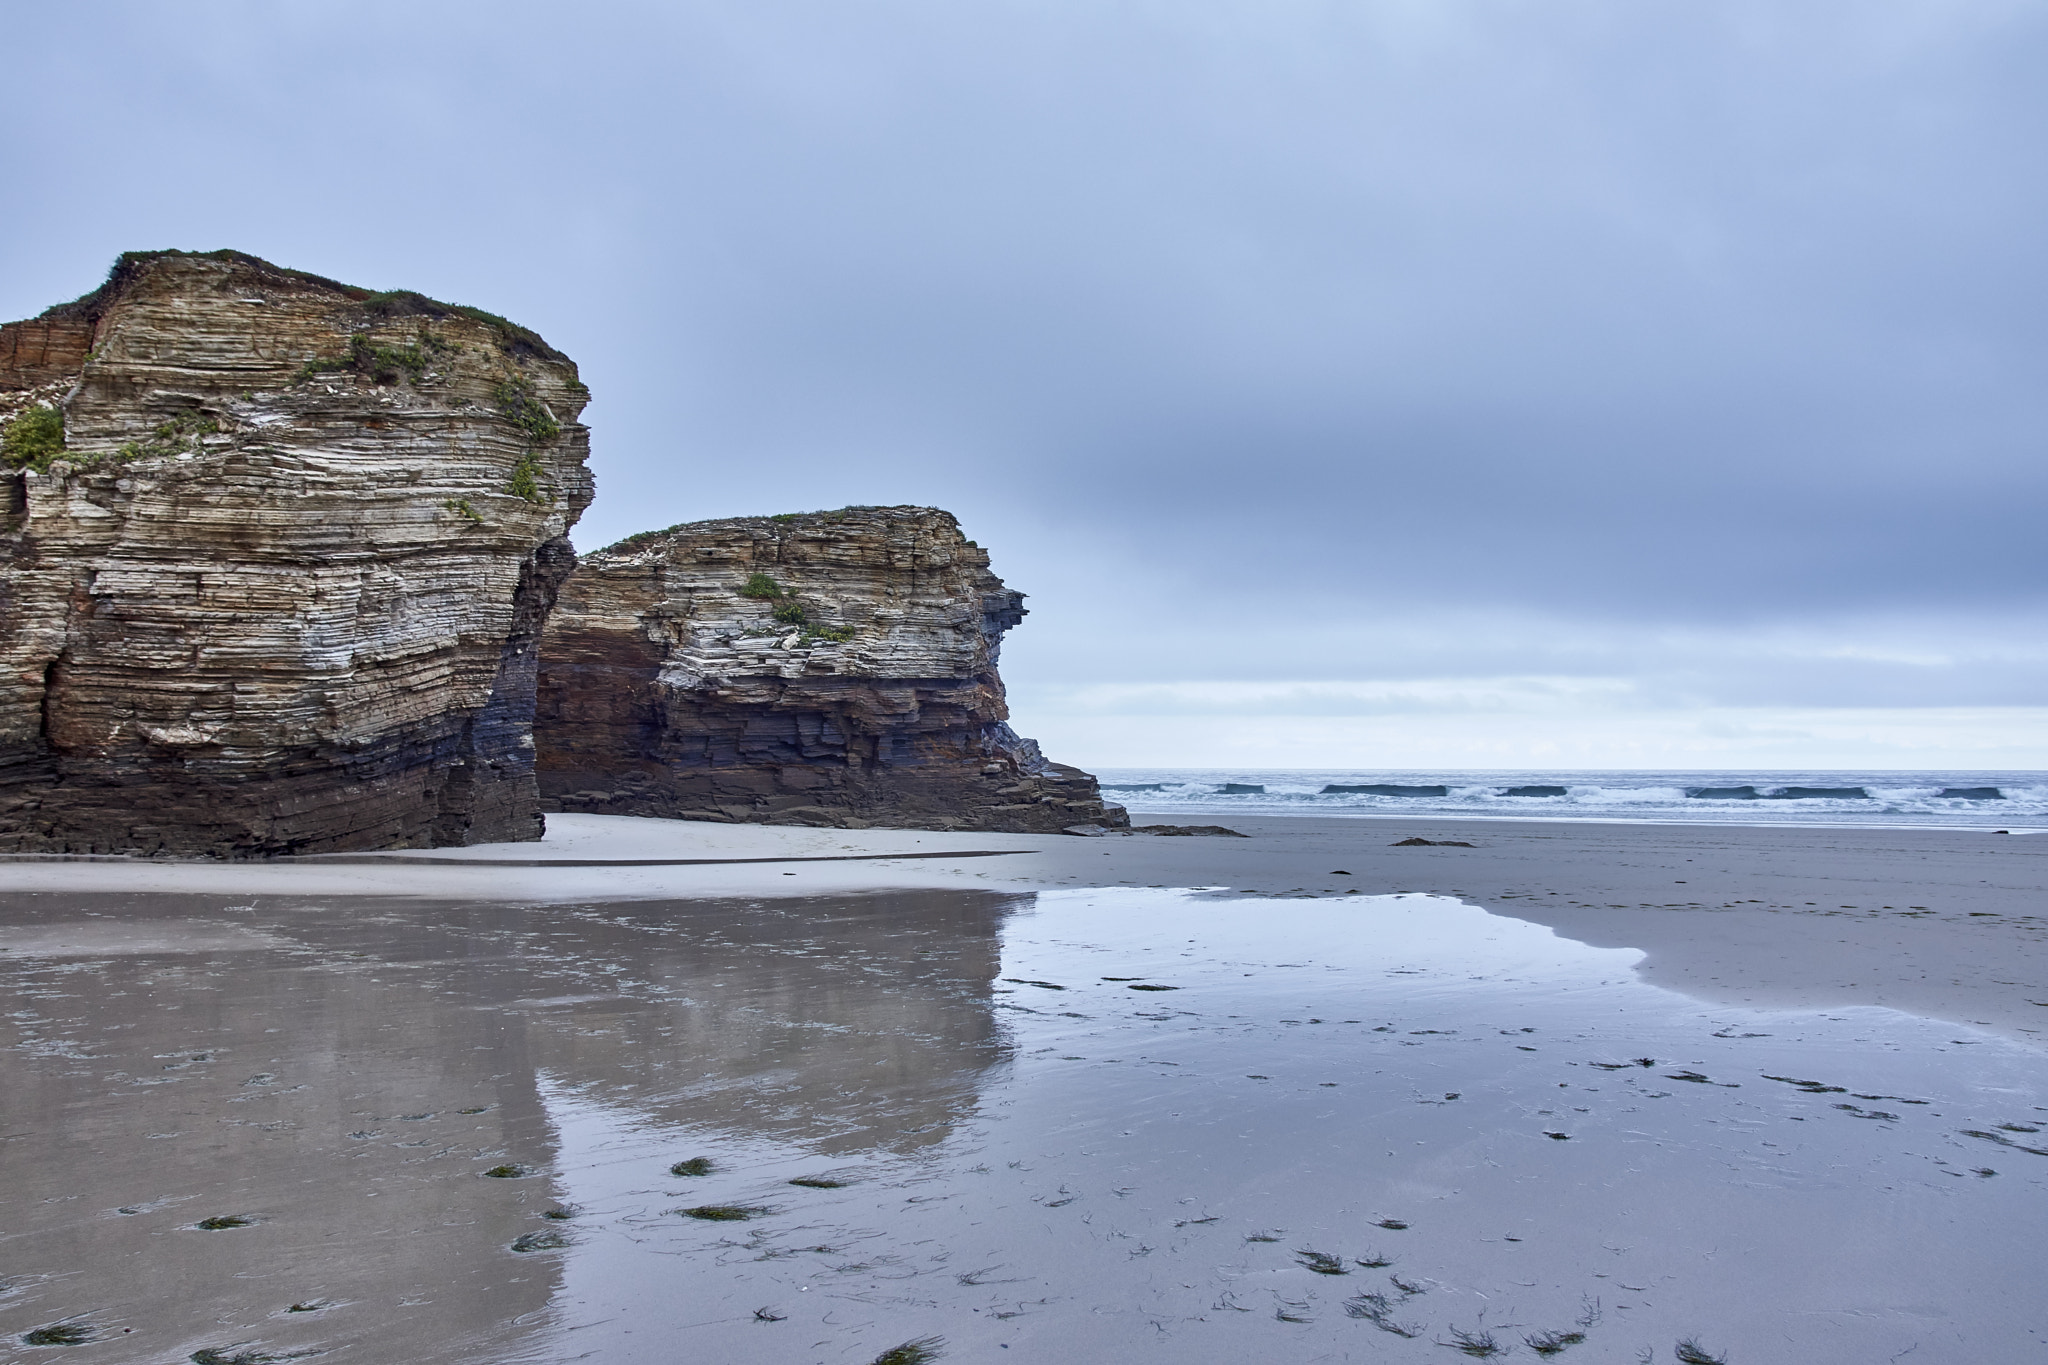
[
  {"left": 357, "top": 290, "right": 562, "bottom": 361},
  {"left": 492, "top": 374, "right": 561, "bottom": 444},
  {"left": 118, "top": 412, "right": 221, "bottom": 463},
  {"left": 505, "top": 452, "right": 553, "bottom": 505},
  {"left": 41, "top": 251, "right": 570, "bottom": 365},
  {"left": 737, "top": 571, "right": 854, "bottom": 640},
  {"left": 1, "top": 404, "right": 65, "bottom": 472},
  {"left": 605, "top": 524, "right": 677, "bottom": 553},
  {"left": 299, "top": 330, "right": 450, "bottom": 385}
]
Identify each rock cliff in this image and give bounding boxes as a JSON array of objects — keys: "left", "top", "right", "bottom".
[
  {"left": 535, "top": 507, "right": 1125, "bottom": 832},
  {"left": 0, "top": 250, "right": 592, "bottom": 855}
]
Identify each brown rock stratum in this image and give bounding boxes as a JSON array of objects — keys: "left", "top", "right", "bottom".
[
  {"left": 535, "top": 507, "right": 1126, "bottom": 832},
  {"left": 0, "top": 250, "right": 592, "bottom": 855}
]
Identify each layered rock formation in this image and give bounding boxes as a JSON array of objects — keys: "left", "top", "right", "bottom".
[
  {"left": 0, "top": 250, "right": 592, "bottom": 855},
  {"left": 535, "top": 507, "right": 1125, "bottom": 832}
]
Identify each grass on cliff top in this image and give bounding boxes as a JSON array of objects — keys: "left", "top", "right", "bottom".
[
  {"left": 358, "top": 290, "right": 564, "bottom": 364},
  {"left": 604, "top": 523, "right": 683, "bottom": 553},
  {"left": 600, "top": 506, "right": 967, "bottom": 554},
  {"left": 1, "top": 404, "right": 65, "bottom": 472},
  {"left": 38, "top": 249, "right": 570, "bottom": 365}
]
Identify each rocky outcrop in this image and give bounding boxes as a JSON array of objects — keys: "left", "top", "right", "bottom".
[
  {"left": 0, "top": 250, "right": 593, "bottom": 855},
  {"left": 535, "top": 507, "right": 1125, "bottom": 832}
]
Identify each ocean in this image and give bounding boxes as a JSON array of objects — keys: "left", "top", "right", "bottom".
[{"left": 1093, "top": 768, "right": 2047, "bottom": 830}]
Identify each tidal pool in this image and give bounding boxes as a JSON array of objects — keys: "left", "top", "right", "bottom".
[{"left": 1, "top": 887, "right": 2041, "bottom": 1363}]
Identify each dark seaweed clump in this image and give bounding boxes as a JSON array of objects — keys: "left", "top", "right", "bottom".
[
  {"left": 1526, "top": 1328, "right": 1588, "bottom": 1355},
  {"left": 1344, "top": 1292, "right": 1420, "bottom": 1336},
  {"left": 870, "top": 1338, "right": 945, "bottom": 1365},
  {"left": 679, "top": 1204, "right": 770, "bottom": 1222},
  {"left": 1295, "top": 1248, "right": 1349, "bottom": 1275},
  {"left": 1442, "top": 1326, "right": 1507, "bottom": 1358},
  {"left": 669, "top": 1157, "right": 716, "bottom": 1177},
  {"left": 196, "top": 1215, "right": 253, "bottom": 1230},
  {"left": 23, "top": 1323, "right": 95, "bottom": 1346}
]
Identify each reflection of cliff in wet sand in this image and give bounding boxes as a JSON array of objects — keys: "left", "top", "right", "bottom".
[{"left": 0, "top": 888, "right": 1015, "bottom": 1361}]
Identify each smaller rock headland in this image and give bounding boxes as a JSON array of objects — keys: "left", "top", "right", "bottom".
[{"left": 535, "top": 506, "right": 1125, "bottom": 833}]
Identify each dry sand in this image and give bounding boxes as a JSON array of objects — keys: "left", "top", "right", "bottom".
[{"left": 4, "top": 811, "right": 2041, "bottom": 1043}]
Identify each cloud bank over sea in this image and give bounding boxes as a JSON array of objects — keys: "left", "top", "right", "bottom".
[{"left": 7, "top": 0, "right": 2042, "bottom": 764}]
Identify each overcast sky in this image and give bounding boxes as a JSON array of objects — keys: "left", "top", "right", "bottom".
[{"left": 7, "top": 1, "right": 2045, "bottom": 768}]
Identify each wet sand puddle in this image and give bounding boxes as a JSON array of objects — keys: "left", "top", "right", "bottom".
[{"left": 1, "top": 889, "right": 2043, "bottom": 1363}]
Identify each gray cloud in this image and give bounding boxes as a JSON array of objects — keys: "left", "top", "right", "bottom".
[{"left": 6, "top": 0, "right": 2044, "bottom": 739}]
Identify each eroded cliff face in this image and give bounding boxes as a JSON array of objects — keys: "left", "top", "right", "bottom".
[
  {"left": 0, "top": 250, "right": 592, "bottom": 855},
  {"left": 535, "top": 507, "right": 1125, "bottom": 832}
]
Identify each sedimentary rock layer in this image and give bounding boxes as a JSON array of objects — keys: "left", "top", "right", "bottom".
[
  {"left": 535, "top": 507, "right": 1125, "bottom": 832},
  {"left": 0, "top": 250, "right": 592, "bottom": 855}
]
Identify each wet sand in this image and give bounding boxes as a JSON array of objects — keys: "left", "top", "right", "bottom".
[
  {"left": 1081, "top": 813, "right": 2048, "bottom": 1047},
  {"left": 3, "top": 813, "right": 2044, "bottom": 1362},
  {"left": 6, "top": 811, "right": 2043, "bottom": 1042}
]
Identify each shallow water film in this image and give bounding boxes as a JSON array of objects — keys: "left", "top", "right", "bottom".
[{"left": 3, "top": 888, "right": 2044, "bottom": 1362}]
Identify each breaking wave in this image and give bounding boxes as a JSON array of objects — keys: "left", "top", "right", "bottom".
[{"left": 1093, "top": 770, "right": 2047, "bottom": 830}]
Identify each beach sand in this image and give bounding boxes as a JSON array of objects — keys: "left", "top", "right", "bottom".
[
  {"left": 3, "top": 813, "right": 2044, "bottom": 1362},
  {"left": 6, "top": 810, "right": 2042, "bottom": 1042}
]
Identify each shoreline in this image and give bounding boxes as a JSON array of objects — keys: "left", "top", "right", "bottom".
[
  {"left": 1143, "top": 808, "right": 2048, "bottom": 833},
  {"left": 3, "top": 810, "right": 2042, "bottom": 1046}
]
